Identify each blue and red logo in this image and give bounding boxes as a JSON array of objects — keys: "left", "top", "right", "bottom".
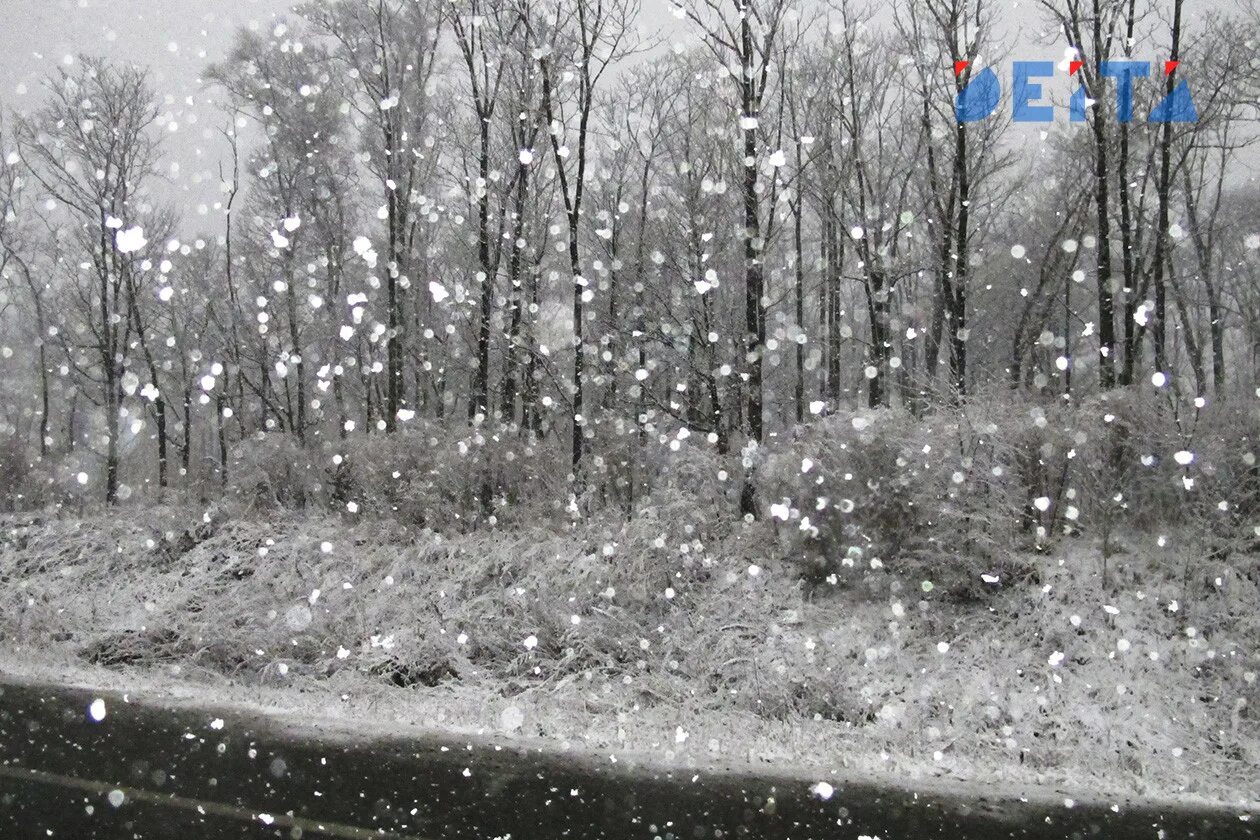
[{"left": 955, "top": 59, "right": 1197, "bottom": 123}]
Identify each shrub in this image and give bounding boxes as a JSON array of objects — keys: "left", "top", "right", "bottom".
[
  {"left": 758, "top": 403, "right": 1033, "bottom": 597},
  {"left": 756, "top": 389, "right": 1260, "bottom": 595},
  {"left": 225, "top": 424, "right": 563, "bottom": 531},
  {"left": 0, "top": 438, "right": 45, "bottom": 511},
  {"left": 337, "top": 423, "right": 562, "bottom": 529},
  {"left": 226, "top": 433, "right": 329, "bottom": 510},
  {"left": 634, "top": 438, "right": 740, "bottom": 530},
  {"left": 1062, "top": 388, "right": 1260, "bottom": 566},
  {"left": 0, "top": 440, "right": 87, "bottom": 512}
]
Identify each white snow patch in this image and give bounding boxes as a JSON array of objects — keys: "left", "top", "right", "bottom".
[
  {"left": 500, "top": 705, "right": 524, "bottom": 732},
  {"left": 88, "top": 698, "right": 106, "bottom": 722},
  {"left": 115, "top": 226, "right": 147, "bottom": 254}
]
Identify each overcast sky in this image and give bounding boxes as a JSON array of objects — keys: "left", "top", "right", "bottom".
[
  {"left": 1, "top": 0, "right": 1253, "bottom": 224},
  {"left": 0, "top": 0, "right": 292, "bottom": 225}
]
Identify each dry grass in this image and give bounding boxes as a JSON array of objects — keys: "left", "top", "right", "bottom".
[{"left": 0, "top": 504, "right": 1257, "bottom": 807}]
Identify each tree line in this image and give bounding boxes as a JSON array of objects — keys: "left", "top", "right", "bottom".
[{"left": 1, "top": 0, "right": 1258, "bottom": 511}]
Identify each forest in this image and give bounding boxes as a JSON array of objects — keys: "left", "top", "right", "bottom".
[{"left": 0, "top": 0, "right": 1258, "bottom": 805}]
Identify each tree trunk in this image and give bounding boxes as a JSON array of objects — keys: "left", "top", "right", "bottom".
[
  {"left": 502, "top": 163, "right": 528, "bottom": 425},
  {"left": 950, "top": 111, "right": 970, "bottom": 397},
  {"left": 182, "top": 389, "right": 192, "bottom": 477},
  {"left": 216, "top": 388, "right": 229, "bottom": 487},
  {"left": 793, "top": 181, "right": 805, "bottom": 424},
  {"left": 1089, "top": 4, "right": 1117, "bottom": 389},
  {"left": 385, "top": 190, "right": 403, "bottom": 431},
  {"left": 1149, "top": 0, "right": 1183, "bottom": 379},
  {"left": 738, "top": 8, "right": 765, "bottom": 517},
  {"left": 155, "top": 394, "right": 168, "bottom": 489},
  {"left": 36, "top": 330, "right": 49, "bottom": 459},
  {"left": 472, "top": 117, "right": 494, "bottom": 423}
]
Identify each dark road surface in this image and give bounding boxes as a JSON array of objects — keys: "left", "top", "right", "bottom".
[{"left": 0, "top": 673, "right": 1255, "bottom": 839}]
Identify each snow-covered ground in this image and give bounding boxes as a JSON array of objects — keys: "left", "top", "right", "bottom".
[
  {"left": 1, "top": 507, "right": 1256, "bottom": 811},
  {"left": 0, "top": 651, "right": 1255, "bottom": 823}
]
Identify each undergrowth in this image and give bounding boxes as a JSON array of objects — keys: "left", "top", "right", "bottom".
[{"left": 0, "top": 504, "right": 1256, "bottom": 803}]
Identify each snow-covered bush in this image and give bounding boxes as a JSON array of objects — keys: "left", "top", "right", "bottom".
[
  {"left": 1047, "top": 388, "right": 1260, "bottom": 568},
  {"left": 756, "top": 388, "right": 1260, "bottom": 597},
  {"left": 226, "top": 433, "right": 330, "bottom": 510},
  {"left": 758, "top": 404, "right": 1031, "bottom": 597},
  {"left": 0, "top": 441, "right": 98, "bottom": 512},
  {"left": 335, "top": 423, "right": 561, "bottom": 529},
  {"left": 633, "top": 438, "right": 740, "bottom": 531},
  {"left": 0, "top": 439, "right": 53, "bottom": 510},
  {"left": 3, "top": 501, "right": 1256, "bottom": 800},
  {"left": 225, "top": 424, "right": 562, "bottom": 531}
]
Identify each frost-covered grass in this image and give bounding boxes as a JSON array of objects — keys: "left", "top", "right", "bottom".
[{"left": 1, "top": 504, "right": 1256, "bottom": 808}]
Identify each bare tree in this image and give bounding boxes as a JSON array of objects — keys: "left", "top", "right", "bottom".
[
  {"left": 448, "top": 0, "right": 523, "bottom": 423},
  {"left": 0, "top": 119, "right": 52, "bottom": 459},
  {"left": 1147, "top": 0, "right": 1184, "bottom": 378},
  {"left": 300, "top": 0, "right": 444, "bottom": 431},
  {"left": 1037, "top": 0, "right": 1126, "bottom": 389},
  {"left": 16, "top": 57, "right": 161, "bottom": 502},
  {"left": 829, "top": 6, "right": 924, "bottom": 409},
  {"left": 1171, "top": 10, "right": 1257, "bottom": 398},
  {"left": 211, "top": 27, "right": 357, "bottom": 443},
  {"left": 682, "top": 0, "right": 789, "bottom": 512},
  {"left": 898, "top": 0, "right": 1006, "bottom": 399},
  {"left": 500, "top": 11, "right": 550, "bottom": 430},
  {"left": 530, "top": 0, "right": 640, "bottom": 478}
]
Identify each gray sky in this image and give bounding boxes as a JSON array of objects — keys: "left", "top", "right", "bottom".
[
  {"left": 1, "top": 0, "right": 1252, "bottom": 223},
  {"left": 0, "top": 0, "right": 681, "bottom": 225},
  {"left": 0, "top": 0, "right": 292, "bottom": 225}
]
